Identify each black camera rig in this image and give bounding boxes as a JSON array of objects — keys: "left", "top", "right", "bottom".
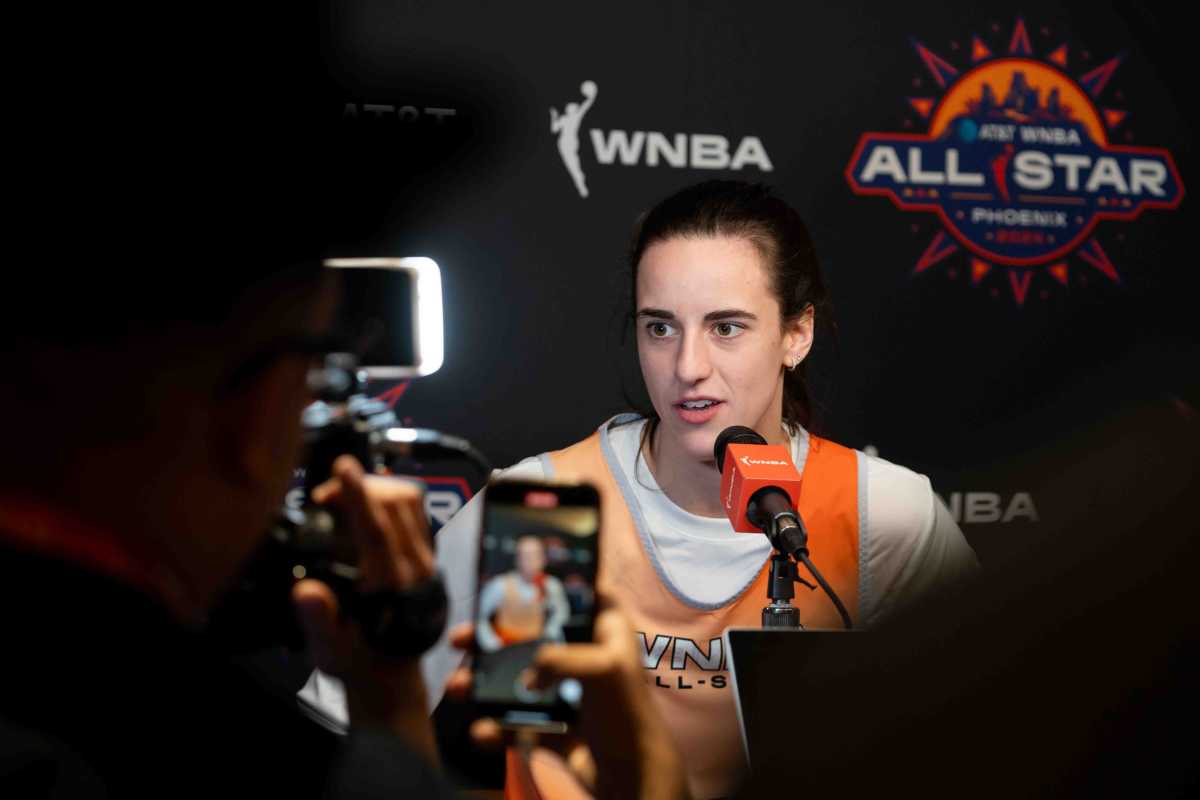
[{"left": 208, "top": 354, "right": 488, "bottom": 657}]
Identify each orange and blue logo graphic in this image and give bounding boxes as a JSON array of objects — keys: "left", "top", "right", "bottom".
[{"left": 846, "top": 19, "right": 1184, "bottom": 304}]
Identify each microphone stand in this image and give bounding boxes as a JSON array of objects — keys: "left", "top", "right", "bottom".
[
  {"left": 761, "top": 513, "right": 812, "bottom": 629},
  {"left": 763, "top": 550, "right": 803, "bottom": 628},
  {"left": 755, "top": 503, "right": 854, "bottom": 631}
]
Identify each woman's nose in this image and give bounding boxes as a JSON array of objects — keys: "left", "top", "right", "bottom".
[{"left": 675, "top": 330, "right": 712, "bottom": 384}]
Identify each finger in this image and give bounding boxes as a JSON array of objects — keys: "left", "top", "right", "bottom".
[
  {"left": 448, "top": 622, "right": 475, "bottom": 651},
  {"left": 529, "top": 642, "right": 618, "bottom": 687},
  {"left": 377, "top": 495, "right": 415, "bottom": 587},
  {"left": 334, "top": 457, "right": 405, "bottom": 588},
  {"left": 444, "top": 666, "right": 473, "bottom": 701},
  {"left": 292, "top": 579, "right": 345, "bottom": 675},
  {"left": 309, "top": 478, "right": 343, "bottom": 506},
  {"left": 564, "top": 740, "right": 598, "bottom": 790},
  {"left": 387, "top": 486, "right": 435, "bottom": 580},
  {"left": 374, "top": 483, "right": 432, "bottom": 587},
  {"left": 468, "top": 717, "right": 505, "bottom": 751},
  {"left": 527, "top": 737, "right": 590, "bottom": 772}
]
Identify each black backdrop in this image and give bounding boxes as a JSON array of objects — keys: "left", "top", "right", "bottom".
[{"left": 318, "top": 1, "right": 1195, "bottom": 565}]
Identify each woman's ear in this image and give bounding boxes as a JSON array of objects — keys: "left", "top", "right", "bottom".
[{"left": 783, "top": 305, "right": 815, "bottom": 367}]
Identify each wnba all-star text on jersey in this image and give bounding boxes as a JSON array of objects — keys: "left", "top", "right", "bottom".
[{"left": 639, "top": 632, "right": 730, "bottom": 690}]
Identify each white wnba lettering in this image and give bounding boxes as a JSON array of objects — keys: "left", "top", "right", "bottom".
[
  {"left": 590, "top": 129, "right": 645, "bottom": 166},
  {"left": 740, "top": 455, "right": 787, "bottom": 466},
  {"left": 637, "top": 632, "right": 728, "bottom": 671},
  {"left": 637, "top": 632, "right": 671, "bottom": 669},
  {"left": 589, "top": 130, "right": 773, "bottom": 171},
  {"left": 553, "top": 79, "right": 773, "bottom": 199},
  {"left": 937, "top": 491, "right": 1040, "bottom": 524},
  {"left": 671, "top": 637, "right": 723, "bottom": 671}
]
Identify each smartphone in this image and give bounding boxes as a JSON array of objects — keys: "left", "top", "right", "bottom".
[
  {"left": 323, "top": 257, "right": 444, "bottom": 378},
  {"left": 472, "top": 480, "right": 601, "bottom": 731}
]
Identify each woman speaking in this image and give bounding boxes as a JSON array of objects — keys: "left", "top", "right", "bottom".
[{"left": 439, "top": 180, "right": 976, "bottom": 798}]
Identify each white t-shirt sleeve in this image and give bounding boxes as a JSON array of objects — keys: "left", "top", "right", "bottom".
[
  {"left": 474, "top": 574, "right": 507, "bottom": 652},
  {"left": 860, "top": 454, "right": 979, "bottom": 628},
  {"left": 296, "top": 455, "right": 549, "bottom": 726}
]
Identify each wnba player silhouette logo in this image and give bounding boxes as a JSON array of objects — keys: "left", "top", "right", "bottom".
[{"left": 551, "top": 80, "right": 597, "bottom": 198}]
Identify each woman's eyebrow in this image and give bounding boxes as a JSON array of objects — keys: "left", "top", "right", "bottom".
[
  {"left": 704, "top": 309, "right": 757, "bottom": 322},
  {"left": 636, "top": 308, "right": 758, "bottom": 321}
]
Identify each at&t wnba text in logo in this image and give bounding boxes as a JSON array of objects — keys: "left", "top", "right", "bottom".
[
  {"left": 846, "top": 19, "right": 1184, "bottom": 304},
  {"left": 551, "top": 80, "right": 773, "bottom": 199}
]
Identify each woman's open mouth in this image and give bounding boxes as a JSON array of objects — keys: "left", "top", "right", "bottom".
[{"left": 674, "top": 398, "right": 723, "bottom": 424}]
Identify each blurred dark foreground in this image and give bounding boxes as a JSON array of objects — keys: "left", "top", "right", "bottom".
[{"left": 738, "top": 390, "right": 1199, "bottom": 798}]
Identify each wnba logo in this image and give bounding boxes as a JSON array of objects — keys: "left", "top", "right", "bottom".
[
  {"left": 550, "top": 80, "right": 774, "bottom": 199},
  {"left": 740, "top": 456, "right": 788, "bottom": 466},
  {"left": 550, "top": 80, "right": 599, "bottom": 197}
]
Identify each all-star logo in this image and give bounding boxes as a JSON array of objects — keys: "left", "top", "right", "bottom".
[
  {"left": 550, "top": 80, "right": 774, "bottom": 199},
  {"left": 845, "top": 18, "right": 1185, "bottom": 304}
]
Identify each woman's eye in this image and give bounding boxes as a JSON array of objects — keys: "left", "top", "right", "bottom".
[
  {"left": 647, "top": 322, "right": 674, "bottom": 338},
  {"left": 713, "top": 322, "right": 743, "bottom": 338}
]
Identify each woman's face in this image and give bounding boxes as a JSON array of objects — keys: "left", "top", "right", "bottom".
[
  {"left": 515, "top": 536, "right": 546, "bottom": 580},
  {"left": 635, "top": 235, "right": 811, "bottom": 465}
]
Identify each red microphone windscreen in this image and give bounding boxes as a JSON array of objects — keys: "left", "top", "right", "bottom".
[{"left": 719, "top": 443, "right": 803, "bottom": 532}]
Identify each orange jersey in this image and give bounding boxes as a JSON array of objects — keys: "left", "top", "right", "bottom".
[
  {"left": 492, "top": 575, "right": 547, "bottom": 645},
  {"left": 529, "top": 427, "right": 860, "bottom": 799}
]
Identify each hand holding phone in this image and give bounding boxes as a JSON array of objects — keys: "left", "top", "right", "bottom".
[
  {"left": 471, "top": 480, "right": 600, "bottom": 730},
  {"left": 444, "top": 600, "right": 690, "bottom": 800}
]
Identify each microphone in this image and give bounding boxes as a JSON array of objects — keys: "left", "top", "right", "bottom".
[
  {"left": 713, "top": 426, "right": 807, "bottom": 556},
  {"left": 714, "top": 425, "right": 853, "bottom": 630}
]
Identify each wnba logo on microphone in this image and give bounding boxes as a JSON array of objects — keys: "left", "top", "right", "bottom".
[
  {"left": 549, "top": 80, "right": 774, "bottom": 199},
  {"left": 740, "top": 456, "right": 788, "bottom": 466}
]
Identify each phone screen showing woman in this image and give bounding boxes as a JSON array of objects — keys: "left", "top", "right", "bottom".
[{"left": 473, "top": 481, "right": 599, "bottom": 725}]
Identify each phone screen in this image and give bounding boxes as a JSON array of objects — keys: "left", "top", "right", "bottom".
[{"left": 473, "top": 481, "right": 600, "bottom": 726}]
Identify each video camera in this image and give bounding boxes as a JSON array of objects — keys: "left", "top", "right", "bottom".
[{"left": 209, "top": 259, "right": 488, "bottom": 656}]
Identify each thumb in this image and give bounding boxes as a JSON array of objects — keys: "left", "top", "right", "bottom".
[{"left": 530, "top": 642, "right": 619, "bottom": 688}]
